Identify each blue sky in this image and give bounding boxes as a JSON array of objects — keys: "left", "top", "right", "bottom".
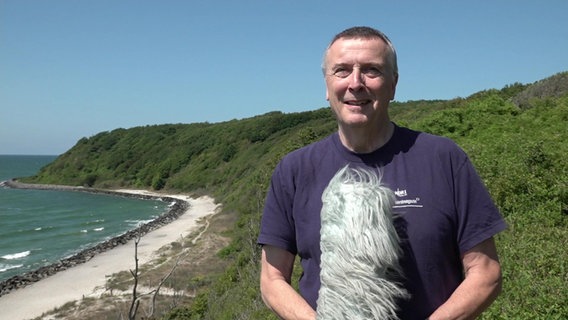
[{"left": 1, "top": 1, "right": 567, "bottom": 155}]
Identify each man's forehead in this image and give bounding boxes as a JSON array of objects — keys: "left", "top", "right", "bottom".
[{"left": 327, "top": 38, "right": 387, "bottom": 63}]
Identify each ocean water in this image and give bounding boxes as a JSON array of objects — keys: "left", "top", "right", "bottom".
[{"left": 0, "top": 155, "right": 168, "bottom": 282}]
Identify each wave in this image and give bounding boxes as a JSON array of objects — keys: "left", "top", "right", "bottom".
[
  {"left": 126, "top": 218, "right": 155, "bottom": 227},
  {"left": 0, "top": 264, "right": 23, "bottom": 273},
  {"left": 1, "top": 251, "right": 31, "bottom": 260},
  {"left": 83, "top": 219, "right": 105, "bottom": 225},
  {"left": 34, "top": 226, "right": 54, "bottom": 231},
  {"left": 93, "top": 227, "right": 104, "bottom": 232}
]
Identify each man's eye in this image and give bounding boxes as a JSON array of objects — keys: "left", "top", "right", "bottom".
[
  {"left": 362, "top": 67, "right": 382, "bottom": 78},
  {"left": 332, "top": 68, "right": 351, "bottom": 78}
]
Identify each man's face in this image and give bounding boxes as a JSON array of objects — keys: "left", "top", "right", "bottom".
[{"left": 324, "top": 38, "right": 398, "bottom": 129}]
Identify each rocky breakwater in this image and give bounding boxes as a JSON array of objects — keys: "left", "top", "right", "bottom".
[{"left": 0, "top": 179, "right": 190, "bottom": 297}]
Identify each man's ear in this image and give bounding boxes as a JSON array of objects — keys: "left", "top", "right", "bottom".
[{"left": 390, "top": 73, "right": 399, "bottom": 101}]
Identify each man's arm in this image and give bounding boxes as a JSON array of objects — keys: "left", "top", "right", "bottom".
[
  {"left": 260, "top": 245, "right": 317, "bottom": 320},
  {"left": 428, "top": 237, "right": 503, "bottom": 320}
]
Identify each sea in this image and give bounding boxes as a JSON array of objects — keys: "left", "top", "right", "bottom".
[{"left": 0, "top": 155, "right": 169, "bottom": 283}]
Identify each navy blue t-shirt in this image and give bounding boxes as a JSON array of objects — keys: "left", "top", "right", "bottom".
[{"left": 258, "top": 124, "right": 506, "bottom": 319}]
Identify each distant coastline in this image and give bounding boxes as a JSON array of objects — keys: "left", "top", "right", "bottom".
[{"left": 0, "top": 179, "right": 190, "bottom": 297}]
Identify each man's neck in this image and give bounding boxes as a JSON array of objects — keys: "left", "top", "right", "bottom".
[{"left": 338, "top": 121, "right": 394, "bottom": 154}]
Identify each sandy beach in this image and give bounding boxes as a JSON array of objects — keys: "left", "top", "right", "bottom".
[{"left": 0, "top": 190, "right": 219, "bottom": 320}]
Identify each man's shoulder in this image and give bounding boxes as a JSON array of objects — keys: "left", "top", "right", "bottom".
[
  {"left": 395, "top": 125, "right": 462, "bottom": 153},
  {"left": 274, "top": 133, "right": 339, "bottom": 177},
  {"left": 396, "top": 125, "right": 450, "bottom": 142},
  {"left": 282, "top": 133, "right": 337, "bottom": 161}
]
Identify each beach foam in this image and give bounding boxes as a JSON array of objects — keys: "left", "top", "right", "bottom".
[
  {"left": 1, "top": 251, "right": 30, "bottom": 260},
  {"left": 0, "top": 264, "right": 23, "bottom": 273}
]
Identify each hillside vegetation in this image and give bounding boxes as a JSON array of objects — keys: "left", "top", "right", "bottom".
[{"left": 25, "top": 72, "right": 568, "bottom": 319}]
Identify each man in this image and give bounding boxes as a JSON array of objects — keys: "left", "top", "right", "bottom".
[{"left": 258, "top": 26, "right": 506, "bottom": 319}]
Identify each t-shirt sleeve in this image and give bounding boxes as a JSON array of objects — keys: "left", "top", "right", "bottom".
[
  {"left": 454, "top": 154, "right": 507, "bottom": 254},
  {"left": 257, "top": 161, "right": 298, "bottom": 254}
]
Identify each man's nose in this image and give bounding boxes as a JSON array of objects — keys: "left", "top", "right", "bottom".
[{"left": 348, "top": 68, "right": 365, "bottom": 90}]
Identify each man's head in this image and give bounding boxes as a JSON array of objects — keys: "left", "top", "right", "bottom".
[
  {"left": 323, "top": 26, "right": 399, "bottom": 132},
  {"left": 322, "top": 26, "right": 398, "bottom": 78}
]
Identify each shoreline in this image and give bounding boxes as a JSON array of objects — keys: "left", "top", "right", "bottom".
[{"left": 0, "top": 180, "right": 219, "bottom": 320}]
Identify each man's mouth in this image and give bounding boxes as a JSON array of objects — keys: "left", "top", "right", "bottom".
[{"left": 344, "top": 100, "right": 371, "bottom": 106}]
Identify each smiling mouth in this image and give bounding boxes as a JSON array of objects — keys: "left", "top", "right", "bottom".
[{"left": 344, "top": 100, "right": 372, "bottom": 106}]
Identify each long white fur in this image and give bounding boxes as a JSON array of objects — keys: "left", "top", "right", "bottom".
[{"left": 317, "top": 166, "right": 407, "bottom": 320}]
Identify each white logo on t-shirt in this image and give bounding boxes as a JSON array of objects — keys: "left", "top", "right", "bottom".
[
  {"left": 393, "top": 188, "right": 423, "bottom": 208},
  {"left": 394, "top": 188, "right": 407, "bottom": 197}
]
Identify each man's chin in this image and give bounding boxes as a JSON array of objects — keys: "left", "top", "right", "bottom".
[{"left": 340, "top": 117, "right": 371, "bottom": 128}]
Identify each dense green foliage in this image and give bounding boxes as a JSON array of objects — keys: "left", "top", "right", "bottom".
[{"left": 26, "top": 72, "right": 568, "bottom": 318}]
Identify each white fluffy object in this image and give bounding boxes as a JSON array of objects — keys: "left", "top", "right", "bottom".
[{"left": 317, "top": 166, "right": 407, "bottom": 319}]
